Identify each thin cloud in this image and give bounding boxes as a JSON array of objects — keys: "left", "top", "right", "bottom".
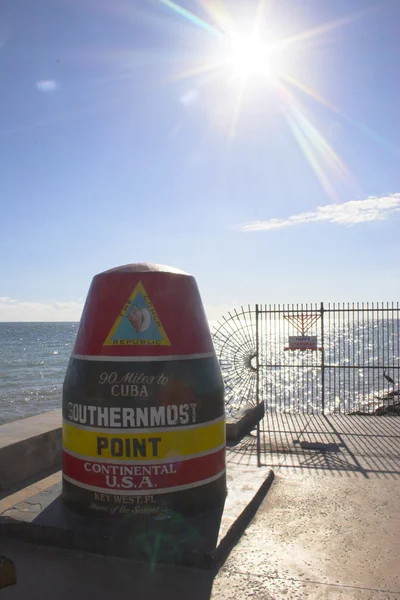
[
  {"left": 36, "top": 80, "right": 58, "bottom": 92},
  {"left": 0, "top": 297, "right": 83, "bottom": 322},
  {"left": 242, "top": 193, "right": 400, "bottom": 232}
]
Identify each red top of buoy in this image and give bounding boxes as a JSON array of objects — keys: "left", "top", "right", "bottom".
[{"left": 72, "top": 263, "right": 214, "bottom": 358}]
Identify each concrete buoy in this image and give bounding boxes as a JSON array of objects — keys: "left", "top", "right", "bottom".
[{"left": 62, "top": 263, "right": 226, "bottom": 521}]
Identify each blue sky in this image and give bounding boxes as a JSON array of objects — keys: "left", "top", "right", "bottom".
[{"left": 1, "top": 0, "right": 399, "bottom": 321}]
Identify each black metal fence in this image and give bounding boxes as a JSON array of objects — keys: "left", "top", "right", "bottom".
[{"left": 212, "top": 302, "right": 400, "bottom": 415}]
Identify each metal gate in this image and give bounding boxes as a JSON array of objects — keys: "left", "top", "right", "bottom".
[{"left": 212, "top": 302, "right": 400, "bottom": 415}]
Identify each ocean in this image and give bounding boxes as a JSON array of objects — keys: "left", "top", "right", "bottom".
[
  {"left": 0, "top": 321, "right": 218, "bottom": 425},
  {"left": 1, "top": 317, "right": 398, "bottom": 425},
  {"left": 0, "top": 323, "right": 78, "bottom": 425}
]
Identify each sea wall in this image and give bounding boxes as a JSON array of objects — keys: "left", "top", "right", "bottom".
[{"left": 0, "top": 410, "right": 62, "bottom": 492}]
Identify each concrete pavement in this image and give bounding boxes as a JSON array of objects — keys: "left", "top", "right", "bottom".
[
  {"left": 213, "top": 471, "right": 400, "bottom": 599},
  {"left": 215, "top": 414, "right": 400, "bottom": 599},
  {"left": 1, "top": 415, "right": 400, "bottom": 599}
]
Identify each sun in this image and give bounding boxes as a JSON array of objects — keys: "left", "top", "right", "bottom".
[{"left": 225, "top": 31, "right": 280, "bottom": 81}]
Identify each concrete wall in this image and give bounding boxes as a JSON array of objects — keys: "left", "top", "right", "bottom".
[{"left": 0, "top": 411, "right": 62, "bottom": 492}]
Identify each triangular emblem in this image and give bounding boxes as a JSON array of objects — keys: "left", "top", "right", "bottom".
[{"left": 104, "top": 281, "right": 171, "bottom": 346}]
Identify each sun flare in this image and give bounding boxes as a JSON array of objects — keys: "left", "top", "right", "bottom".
[
  {"left": 155, "top": 0, "right": 372, "bottom": 199},
  {"left": 226, "top": 32, "right": 279, "bottom": 81}
]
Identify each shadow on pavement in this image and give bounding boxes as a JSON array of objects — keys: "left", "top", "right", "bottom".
[
  {"left": 227, "top": 414, "right": 400, "bottom": 479},
  {"left": 0, "top": 538, "right": 216, "bottom": 600}
]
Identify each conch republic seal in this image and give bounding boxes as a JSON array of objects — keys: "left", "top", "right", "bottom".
[{"left": 62, "top": 263, "right": 226, "bottom": 520}]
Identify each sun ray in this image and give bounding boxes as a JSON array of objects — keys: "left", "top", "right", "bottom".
[
  {"left": 154, "top": 0, "right": 222, "bottom": 36},
  {"left": 280, "top": 72, "right": 400, "bottom": 156},
  {"left": 279, "top": 72, "right": 338, "bottom": 112},
  {"left": 283, "top": 109, "right": 338, "bottom": 201},
  {"left": 161, "top": 61, "right": 223, "bottom": 85},
  {"left": 200, "top": 0, "right": 236, "bottom": 34},
  {"left": 276, "top": 82, "right": 360, "bottom": 199},
  {"left": 227, "top": 76, "right": 247, "bottom": 144},
  {"left": 293, "top": 104, "right": 357, "bottom": 190},
  {"left": 254, "top": 0, "right": 270, "bottom": 24},
  {"left": 276, "top": 6, "right": 379, "bottom": 51}
]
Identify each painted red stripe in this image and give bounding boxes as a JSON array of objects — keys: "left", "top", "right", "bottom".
[{"left": 63, "top": 448, "right": 225, "bottom": 492}]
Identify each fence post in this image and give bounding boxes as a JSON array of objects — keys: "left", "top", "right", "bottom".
[
  {"left": 255, "top": 303, "right": 261, "bottom": 467},
  {"left": 320, "top": 301, "right": 325, "bottom": 413}
]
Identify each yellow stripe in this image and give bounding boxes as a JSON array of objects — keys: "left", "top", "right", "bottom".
[{"left": 63, "top": 420, "right": 225, "bottom": 461}]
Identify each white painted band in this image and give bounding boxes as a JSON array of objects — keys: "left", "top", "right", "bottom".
[
  {"left": 62, "top": 469, "right": 226, "bottom": 495},
  {"left": 71, "top": 352, "right": 215, "bottom": 362}
]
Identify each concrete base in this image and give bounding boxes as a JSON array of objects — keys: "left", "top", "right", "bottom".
[{"left": 0, "top": 465, "right": 274, "bottom": 569}]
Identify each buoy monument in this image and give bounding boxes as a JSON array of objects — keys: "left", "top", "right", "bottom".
[{"left": 62, "top": 263, "right": 226, "bottom": 526}]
